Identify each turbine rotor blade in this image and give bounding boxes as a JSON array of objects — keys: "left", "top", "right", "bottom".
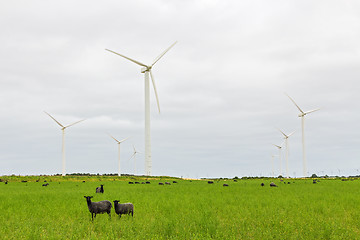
[
  {"left": 288, "top": 131, "right": 296, "bottom": 137},
  {"left": 285, "top": 93, "right": 304, "bottom": 114},
  {"left": 151, "top": 41, "right": 177, "bottom": 67},
  {"left": 105, "top": 49, "right": 148, "bottom": 68},
  {"left": 108, "top": 134, "right": 120, "bottom": 143},
  {"left": 276, "top": 128, "right": 287, "bottom": 138},
  {"left": 305, "top": 108, "right": 320, "bottom": 115},
  {"left": 65, "top": 119, "right": 85, "bottom": 128},
  {"left": 149, "top": 70, "right": 161, "bottom": 113},
  {"left": 44, "top": 111, "right": 64, "bottom": 128},
  {"left": 119, "top": 137, "right": 130, "bottom": 143}
]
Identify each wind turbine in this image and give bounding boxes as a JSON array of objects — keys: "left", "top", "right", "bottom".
[
  {"left": 277, "top": 129, "right": 295, "bottom": 178},
  {"left": 109, "top": 134, "right": 129, "bottom": 177},
  {"left": 106, "top": 42, "right": 177, "bottom": 176},
  {"left": 44, "top": 111, "right": 85, "bottom": 176},
  {"left": 273, "top": 143, "right": 283, "bottom": 177},
  {"left": 285, "top": 93, "right": 320, "bottom": 177},
  {"left": 129, "top": 145, "right": 141, "bottom": 175}
]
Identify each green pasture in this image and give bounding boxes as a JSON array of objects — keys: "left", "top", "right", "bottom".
[{"left": 0, "top": 177, "right": 360, "bottom": 239}]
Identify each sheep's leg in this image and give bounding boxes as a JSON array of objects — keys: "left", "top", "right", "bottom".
[{"left": 91, "top": 213, "right": 94, "bottom": 221}]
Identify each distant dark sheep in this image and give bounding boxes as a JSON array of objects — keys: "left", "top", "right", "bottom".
[
  {"left": 84, "top": 196, "right": 112, "bottom": 221},
  {"left": 208, "top": 181, "right": 214, "bottom": 184},
  {"left": 96, "top": 185, "right": 104, "bottom": 193},
  {"left": 313, "top": 180, "right": 317, "bottom": 184},
  {"left": 173, "top": 181, "right": 178, "bottom": 184},
  {"left": 129, "top": 182, "right": 134, "bottom": 184},
  {"left": 234, "top": 180, "right": 238, "bottom": 182},
  {"left": 36, "top": 179, "right": 40, "bottom": 182},
  {"left": 141, "top": 182, "right": 145, "bottom": 184},
  {"left": 21, "top": 180, "right": 27, "bottom": 183},
  {"left": 42, "top": 183, "right": 49, "bottom": 187},
  {"left": 146, "top": 181, "right": 151, "bottom": 184},
  {"left": 5, "top": 181, "right": 8, "bottom": 185},
  {"left": 135, "top": 182, "right": 140, "bottom": 184},
  {"left": 159, "top": 182, "right": 164, "bottom": 185},
  {"left": 270, "top": 182, "right": 278, "bottom": 187},
  {"left": 113, "top": 200, "right": 134, "bottom": 218},
  {"left": 82, "top": 181, "right": 86, "bottom": 183},
  {"left": 288, "top": 182, "right": 291, "bottom": 184},
  {"left": 165, "top": 182, "right": 171, "bottom": 185},
  {"left": 261, "top": 183, "right": 265, "bottom": 187},
  {"left": 223, "top": 184, "right": 229, "bottom": 187}
]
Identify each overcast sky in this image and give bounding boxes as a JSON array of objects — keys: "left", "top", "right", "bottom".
[{"left": 1, "top": 0, "right": 359, "bottom": 178}]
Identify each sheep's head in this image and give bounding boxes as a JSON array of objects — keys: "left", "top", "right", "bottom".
[
  {"left": 84, "top": 196, "right": 93, "bottom": 201},
  {"left": 113, "top": 200, "right": 119, "bottom": 204}
]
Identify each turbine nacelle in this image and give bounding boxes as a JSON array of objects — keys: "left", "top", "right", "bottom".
[{"left": 141, "top": 66, "right": 151, "bottom": 73}]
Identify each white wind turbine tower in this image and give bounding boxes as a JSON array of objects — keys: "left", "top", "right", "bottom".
[
  {"left": 129, "top": 145, "right": 141, "bottom": 175},
  {"left": 285, "top": 93, "right": 320, "bottom": 177},
  {"left": 109, "top": 134, "right": 129, "bottom": 177},
  {"left": 273, "top": 143, "right": 283, "bottom": 177},
  {"left": 106, "top": 42, "right": 177, "bottom": 176},
  {"left": 277, "top": 129, "right": 295, "bottom": 178},
  {"left": 44, "top": 111, "right": 85, "bottom": 176}
]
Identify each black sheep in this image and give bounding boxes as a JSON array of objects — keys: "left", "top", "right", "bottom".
[
  {"left": 84, "top": 196, "right": 112, "bottom": 220},
  {"left": 96, "top": 185, "right": 104, "bottom": 193},
  {"left": 270, "top": 182, "right": 278, "bottom": 187},
  {"left": 113, "top": 200, "right": 134, "bottom": 218}
]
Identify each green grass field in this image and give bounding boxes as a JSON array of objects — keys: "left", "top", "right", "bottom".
[{"left": 0, "top": 176, "right": 360, "bottom": 239}]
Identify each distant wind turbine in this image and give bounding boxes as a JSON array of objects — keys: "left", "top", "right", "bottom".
[
  {"left": 277, "top": 129, "right": 295, "bottom": 178},
  {"left": 106, "top": 42, "right": 177, "bottom": 176},
  {"left": 129, "top": 145, "right": 141, "bottom": 175},
  {"left": 44, "top": 111, "right": 85, "bottom": 176},
  {"left": 285, "top": 93, "right": 320, "bottom": 177},
  {"left": 109, "top": 134, "right": 129, "bottom": 177},
  {"left": 273, "top": 143, "right": 283, "bottom": 177}
]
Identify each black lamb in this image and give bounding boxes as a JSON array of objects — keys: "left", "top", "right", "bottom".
[
  {"left": 113, "top": 200, "right": 134, "bottom": 218},
  {"left": 96, "top": 184, "right": 104, "bottom": 193},
  {"left": 84, "top": 196, "right": 112, "bottom": 220}
]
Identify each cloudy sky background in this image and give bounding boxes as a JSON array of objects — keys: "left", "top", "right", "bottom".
[{"left": 1, "top": 0, "right": 359, "bottom": 178}]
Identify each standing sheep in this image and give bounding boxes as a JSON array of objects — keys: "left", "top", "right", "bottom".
[
  {"left": 84, "top": 196, "right": 112, "bottom": 220},
  {"left": 113, "top": 200, "right": 134, "bottom": 218},
  {"left": 96, "top": 184, "right": 104, "bottom": 193}
]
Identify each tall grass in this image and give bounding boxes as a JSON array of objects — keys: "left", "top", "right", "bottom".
[{"left": 0, "top": 178, "right": 360, "bottom": 239}]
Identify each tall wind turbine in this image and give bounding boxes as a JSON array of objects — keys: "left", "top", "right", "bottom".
[
  {"left": 106, "top": 42, "right": 177, "bottom": 176},
  {"left": 285, "top": 93, "right": 320, "bottom": 177},
  {"left": 273, "top": 143, "right": 283, "bottom": 177},
  {"left": 129, "top": 145, "right": 141, "bottom": 175},
  {"left": 109, "top": 134, "right": 129, "bottom": 177},
  {"left": 278, "top": 129, "right": 295, "bottom": 178},
  {"left": 44, "top": 111, "right": 85, "bottom": 176}
]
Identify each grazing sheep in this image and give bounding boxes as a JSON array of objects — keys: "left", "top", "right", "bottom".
[
  {"left": 5, "top": 181, "right": 8, "bottom": 185},
  {"left": 208, "top": 181, "right": 214, "bottom": 184},
  {"left": 21, "top": 180, "right": 27, "bottom": 183},
  {"left": 173, "top": 181, "right": 178, "bottom": 184},
  {"left": 313, "top": 180, "right": 317, "bottom": 184},
  {"left": 141, "top": 182, "right": 145, "bottom": 184},
  {"left": 261, "top": 183, "right": 264, "bottom": 187},
  {"left": 128, "top": 182, "right": 134, "bottom": 184},
  {"left": 96, "top": 185, "right": 104, "bottom": 193},
  {"left": 158, "top": 182, "right": 164, "bottom": 185},
  {"left": 270, "top": 182, "right": 278, "bottom": 187},
  {"left": 42, "top": 183, "right": 49, "bottom": 187},
  {"left": 135, "top": 182, "right": 140, "bottom": 184},
  {"left": 113, "top": 200, "right": 134, "bottom": 218},
  {"left": 223, "top": 184, "right": 229, "bottom": 187},
  {"left": 146, "top": 181, "right": 151, "bottom": 184},
  {"left": 165, "top": 182, "right": 171, "bottom": 185},
  {"left": 84, "top": 196, "right": 112, "bottom": 220},
  {"left": 82, "top": 181, "right": 86, "bottom": 183}
]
